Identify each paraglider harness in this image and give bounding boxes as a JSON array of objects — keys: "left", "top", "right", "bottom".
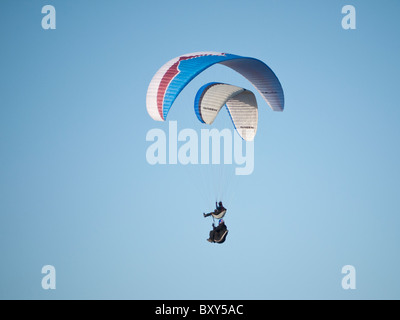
[
  {"left": 211, "top": 216, "right": 229, "bottom": 244},
  {"left": 211, "top": 208, "right": 227, "bottom": 219}
]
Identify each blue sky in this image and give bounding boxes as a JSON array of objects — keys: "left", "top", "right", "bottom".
[{"left": 1, "top": 0, "right": 400, "bottom": 299}]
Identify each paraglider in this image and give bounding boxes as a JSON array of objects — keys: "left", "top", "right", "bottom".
[
  {"left": 146, "top": 51, "right": 285, "bottom": 244},
  {"left": 194, "top": 82, "right": 258, "bottom": 141},
  {"left": 207, "top": 219, "right": 229, "bottom": 244},
  {"left": 203, "top": 201, "right": 227, "bottom": 219},
  {"left": 204, "top": 202, "right": 227, "bottom": 244}
]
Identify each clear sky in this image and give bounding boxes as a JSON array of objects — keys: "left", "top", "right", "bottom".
[{"left": 1, "top": 0, "right": 400, "bottom": 299}]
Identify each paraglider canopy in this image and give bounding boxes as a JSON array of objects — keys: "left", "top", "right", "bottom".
[
  {"left": 194, "top": 82, "right": 258, "bottom": 141},
  {"left": 146, "top": 51, "right": 284, "bottom": 122}
]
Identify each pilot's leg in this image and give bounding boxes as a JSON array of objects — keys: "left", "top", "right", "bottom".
[{"left": 203, "top": 212, "right": 213, "bottom": 217}]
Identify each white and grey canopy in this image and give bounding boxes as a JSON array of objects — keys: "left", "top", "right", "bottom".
[{"left": 194, "top": 82, "right": 258, "bottom": 141}]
